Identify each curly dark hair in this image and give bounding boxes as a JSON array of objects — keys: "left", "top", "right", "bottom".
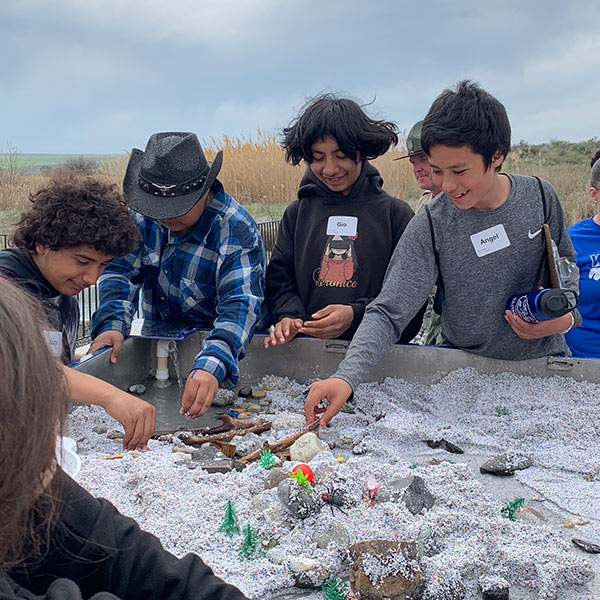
[
  {"left": 13, "top": 175, "right": 140, "bottom": 256},
  {"left": 281, "top": 93, "right": 399, "bottom": 165}
]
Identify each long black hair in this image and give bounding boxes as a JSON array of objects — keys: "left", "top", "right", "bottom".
[{"left": 282, "top": 94, "right": 398, "bottom": 165}]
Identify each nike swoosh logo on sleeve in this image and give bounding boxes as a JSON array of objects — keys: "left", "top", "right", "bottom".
[{"left": 528, "top": 228, "right": 542, "bottom": 239}]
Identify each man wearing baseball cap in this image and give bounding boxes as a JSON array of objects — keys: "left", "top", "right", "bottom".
[
  {"left": 90, "top": 132, "right": 266, "bottom": 418},
  {"left": 396, "top": 120, "right": 441, "bottom": 213}
]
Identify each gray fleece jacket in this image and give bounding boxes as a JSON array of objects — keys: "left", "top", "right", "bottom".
[{"left": 333, "top": 174, "right": 579, "bottom": 390}]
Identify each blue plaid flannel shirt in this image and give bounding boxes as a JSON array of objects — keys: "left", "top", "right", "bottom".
[{"left": 91, "top": 185, "right": 267, "bottom": 388}]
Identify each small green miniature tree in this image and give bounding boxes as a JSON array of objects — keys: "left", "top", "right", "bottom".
[
  {"left": 258, "top": 449, "right": 276, "bottom": 469},
  {"left": 322, "top": 575, "right": 349, "bottom": 600},
  {"left": 501, "top": 497, "right": 525, "bottom": 521},
  {"left": 494, "top": 406, "right": 512, "bottom": 417},
  {"left": 238, "top": 524, "right": 260, "bottom": 559},
  {"left": 290, "top": 469, "right": 312, "bottom": 492},
  {"left": 408, "top": 464, "right": 419, "bottom": 469},
  {"left": 218, "top": 500, "right": 240, "bottom": 536}
]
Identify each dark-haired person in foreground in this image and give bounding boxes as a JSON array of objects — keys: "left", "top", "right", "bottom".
[
  {"left": 305, "top": 81, "right": 580, "bottom": 426},
  {"left": 0, "top": 279, "right": 248, "bottom": 600},
  {"left": 0, "top": 175, "right": 156, "bottom": 450},
  {"left": 90, "top": 132, "right": 266, "bottom": 418},
  {"left": 565, "top": 149, "right": 600, "bottom": 357},
  {"left": 264, "top": 94, "right": 423, "bottom": 347}
]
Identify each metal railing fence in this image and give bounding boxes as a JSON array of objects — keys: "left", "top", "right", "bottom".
[{"left": 1, "top": 220, "right": 280, "bottom": 343}]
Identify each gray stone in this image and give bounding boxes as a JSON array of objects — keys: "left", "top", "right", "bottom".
[
  {"left": 271, "top": 412, "right": 305, "bottom": 431},
  {"left": 572, "top": 538, "right": 600, "bottom": 554},
  {"left": 238, "top": 386, "right": 253, "bottom": 398},
  {"left": 352, "top": 441, "right": 368, "bottom": 455},
  {"left": 426, "top": 438, "right": 464, "bottom": 454},
  {"left": 480, "top": 452, "right": 533, "bottom": 476},
  {"left": 191, "top": 446, "right": 233, "bottom": 473},
  {"left": 92, "top": 425, "right": 108, "bottom": 434},
  {"left": 349, "top": 540, "right": 425, "bottom": 600},
  {"left": 252, "top": 389, "right": 267, "bottom": 399},
  {"left": 128, "top": 383, "right": 146, "bottom": 394},
  {"left": 482, "top": 584, "right": 510, "bottom": 599},
  {"left": 258, "top": 399, "right": 270, "bottom": 407},
  {"left": 246, "top": 403, "right": 262, "bottom": 413},
  {"left": 312, "top": 522, "right": 350, "bottom": 549},
  {"left": 377, "top": 477, "right": 414, "bottom": 503},
  {"left": 107, "top": 430, "right": 124, "bottom": 439},
  {"left": 264, "top": 467, "right": 290, "bottom": 490},
  {"left": 289, "top": 556, "right": 315, "bottom": 573},
  {"left": 251, "top": 490, "right": 273, "bottom": 512},
  {"left": 402, "top": 476, "right": 435, "bottom": 515},
  {"left": 290, "top": 432, "right": 324, "bottom": 463},
  {"left": 416, "top": 523, "right": 442, "bottom": 557},
  {"left": 231, "top": 432, "right": 264, "bottom": 456},
  {"left": 277, "top": 478, "right": 318, "bottom": 519},
  {"left": 266, "top": 547, "right": 288, "bottom": 565},
  {"left": 212, "top": 390, "right": 235, "bottom": 407}
]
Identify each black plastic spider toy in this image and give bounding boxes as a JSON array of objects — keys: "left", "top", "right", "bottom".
[{"left": 321, "top": 486, "right": 347, "bottom": 516}]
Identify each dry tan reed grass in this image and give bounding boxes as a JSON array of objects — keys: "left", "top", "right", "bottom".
[{"left": 0, "top": 134, "right": 593, "bottom": 232}]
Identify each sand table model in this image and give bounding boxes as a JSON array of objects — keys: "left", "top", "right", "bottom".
[{"left": 68, "top": 370, "right": 600, "bottom": 600}]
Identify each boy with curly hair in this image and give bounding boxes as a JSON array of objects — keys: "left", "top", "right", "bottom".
[{"left": 0, "top": 175, "right": 156, "bottom": 449}]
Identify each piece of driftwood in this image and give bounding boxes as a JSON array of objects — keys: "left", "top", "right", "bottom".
[
  {"left": 239, "top": 419, "right": 320, "bottom": 464},
  {"left": 151, "top": 414, "right": 268, "bottom": 439},
  {"left": 182, "top": 419, "right": 271, "bottom": 446}
]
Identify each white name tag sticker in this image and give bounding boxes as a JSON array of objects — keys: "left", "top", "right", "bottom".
[
  {"left": 43, "top": 329, "right": 63, "bottom": 357},
  {"left": 327, "top": 216, "right": 358, "bottom": 237},
  {"left": 470, "top": 223, "right": 510, "bottom": 257}
]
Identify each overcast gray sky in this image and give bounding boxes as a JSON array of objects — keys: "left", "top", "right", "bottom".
[{"left": 2, "top": 0, "right": 598, "bottom": 153}]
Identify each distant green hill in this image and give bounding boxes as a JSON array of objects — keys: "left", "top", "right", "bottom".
[{"left": 511, "top": 138, "right": 599, "bottom": 166}]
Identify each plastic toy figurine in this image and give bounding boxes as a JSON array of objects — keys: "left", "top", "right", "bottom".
[
  {"left": 218, "top": 500, "right": 240, "bottom": 536},
  {"left": 362, "top": 475, "right": 380, "bottom": 506},
  {"left": 290, "top": 469, "right": 313, "bottom": 492},
  {"left": 291, "top": 463, "right": 314, "bottom": 483},
  {"left": 238, "top": 524, "right": 260, "bottom": 559},
  {"left": 225, "top": 407, "right": 249, "bottom": 419},
  {"left": 322, "top": 575, "right": 349, "bottom": 600},
  {"left": 258, "top": 449, "right": 276, "bottom": 469},
  {"left": 501, "top": 497, "right": 525, "bottom": 521},
  {"left": 321, "top": 485, "right": 347, "bottom": 516}
]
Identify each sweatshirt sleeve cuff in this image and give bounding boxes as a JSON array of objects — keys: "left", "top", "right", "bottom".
[{"left": 192, "top": 355, "right": 227, "bottom": 386}]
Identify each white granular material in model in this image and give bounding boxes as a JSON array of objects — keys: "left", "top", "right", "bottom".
[{"left": 68, "top": 369, "right": 600, "bottom": 599}]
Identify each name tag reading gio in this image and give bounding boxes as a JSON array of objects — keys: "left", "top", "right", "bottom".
[
  {"left": 327, "top": 216, "right": 358, "bottom": 236},
  {"left": 470, "top": 224, "right": 510, "bottom": 257}
]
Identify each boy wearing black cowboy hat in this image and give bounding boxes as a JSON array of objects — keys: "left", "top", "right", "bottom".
[{"left": 90, "top": 132, "right": 266, "bottom": 418}]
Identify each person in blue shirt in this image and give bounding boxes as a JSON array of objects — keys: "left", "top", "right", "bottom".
[
  {"left": 90, "top": 132, "right": 266, "bottom": 418},
  {"left": 565, "top": 150, "right": 600, "bottom": 358}
]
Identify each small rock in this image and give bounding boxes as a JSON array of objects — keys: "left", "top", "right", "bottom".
[
  {"left": 482, "top": 584, "right": 510, "bottom": 599},
  {"left": 238, "top": 386, "right": 253, "bottom": 398},
  {"left": 402, "top": 476, "right": 435, "bottom": 515},
  {"left": 272, "top": 412, "right": 306, "bottom": 431},
  {"left": 258, "top": 399, "right": 270, "bottom": 407},
  {"left": 352, "top": 441, "right": 368, "bottom": 455},
  {"left": 266, "top": 547, "right": 288, "bottom": 565},
  {"left": 251, "top": 490, "right": 272, "bottom": 512},
  {"left": 349, "top": 540, "right": 425, "bottom": 600},
  {"left": 231, "top": 432, "right": 264, "bottom": 456},
  {"left": 572, "top": 538, "right": 600, "bottom": 553},
  {"left": 172, "top": 445, "right": 194, "bottom": 454},
  {"left": 289, "top": 556, "right": 315, "bottom": 573},
  {"left": 290, "top": 432, "right": 324, "bottom": 463},
  {"left": 128, "top": 383, "right": 146, "bottom": 394},
  {"left": 264, "top": 467, "right": 289, "bottom": 490},
  {"left": 252, "top": 389, "right": 267, "bottom": 399},
  {"left": 376, "top": 477, "right": 414, "bottom": 503},
  {"left": 232, "top": 460, "right": 247, "bottom": 472},
  {"left": 312, "top": 522, "right": 350, "bottom": 549},
  {"left": 277, "top": 478, "right": 318, "bottom": 519},
  {"left": 294, "top": 565, "right": 334, "bottom": 589},
  {"left": 191, "top": 446, "right": 233, "bottom": 473},
  {"left": 92, "top": 425, "right": 108, "bottom": 434},
  {"left": 246, "top": 403, "right": 262, "bottom": 413},
  {"left": 480, "top": 452, "right": 533, "bottom": 476},
  {"left": 212, "top": 390, "right": 235, "bottom": 407},
  {"left": 425, "top": 438, "right": 464, "bottom": 454},
  {"left": 176, "top": 454, "right": 192, "bottom": 464},
  {"left": 107, "top": 430, "right": 124, "bottom": 440}
]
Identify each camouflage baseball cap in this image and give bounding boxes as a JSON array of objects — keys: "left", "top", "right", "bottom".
[{"left": 394, "top": 120, "right": 424, "bottom": 160}]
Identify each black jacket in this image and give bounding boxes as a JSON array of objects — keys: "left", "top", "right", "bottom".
[
  {"left": 266, "top": 162, "right": 424, "bottom": 341},
  {"left": 9, "top": 473, "right": 248, "bottom": 600},
  {"left": 0, "top": 248, "right": 78, "bottom": 364}
]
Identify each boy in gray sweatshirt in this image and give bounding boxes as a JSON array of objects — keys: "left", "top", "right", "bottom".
[{"left": 305, "top": 80, "right": 580, "bottom": 426}]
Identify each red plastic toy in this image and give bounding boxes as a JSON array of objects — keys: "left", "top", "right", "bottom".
[{"left": 291, "top": 463, "right": 314, "bottom": 483}]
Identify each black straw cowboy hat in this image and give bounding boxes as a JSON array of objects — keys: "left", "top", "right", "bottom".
[{"left": 123, "top": 132, "right": 223, "bottom": 219}]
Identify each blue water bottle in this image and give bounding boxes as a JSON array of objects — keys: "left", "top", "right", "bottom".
[{"left": 506, "top": 288, "right": 578, "bottom": 324}]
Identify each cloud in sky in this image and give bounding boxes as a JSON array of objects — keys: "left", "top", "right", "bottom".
[{"left": 1, "top": 0, "right": 598, "bottom": 152}]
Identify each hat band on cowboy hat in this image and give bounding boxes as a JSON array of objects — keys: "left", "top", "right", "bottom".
[{"left": 123, "top": 132, "right": 223, "bottom": 220}]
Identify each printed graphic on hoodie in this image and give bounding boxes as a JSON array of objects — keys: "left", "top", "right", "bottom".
[{"left": 314, "top": 233, "right": 358, "bottom": 287}]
